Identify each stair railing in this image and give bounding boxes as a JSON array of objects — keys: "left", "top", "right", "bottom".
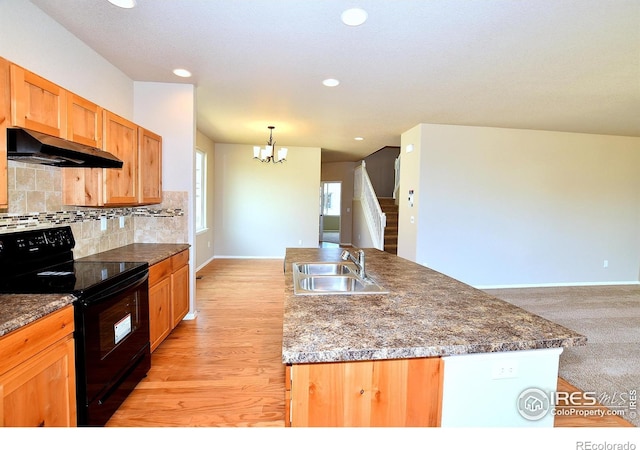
[{"left": 355, "top": 161, "right": 386, "bottom": 250}]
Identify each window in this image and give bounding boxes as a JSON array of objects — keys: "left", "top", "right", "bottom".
[{"left": 195, "top": 149, "right": 206, "bottom": 232}]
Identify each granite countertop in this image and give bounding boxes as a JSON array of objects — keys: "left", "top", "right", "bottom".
[
  {"left": 0, "top": 294, "right": 75, "bottom": 338},
  {"left": 282, "top": 247, "right": 587, "bottom": 364},
  {"left": 77, "top": 243, "right": 190, "bottom": 266},
  {"left": 0, "top": 243, "right": 189, "bottom": 339}
]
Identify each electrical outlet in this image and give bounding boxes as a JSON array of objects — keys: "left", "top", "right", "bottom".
[
  {"left": 603, "top": 260, "right": 609, "bottom": 268},
  {"left": 100, "top": 217, "right": 107, "bottom": 231},
  {"left": 119, "top": 216, "right": 125, "bottom": 228},
  {"left": 491, "top": 360, "right": 519, "bottom": 379}
]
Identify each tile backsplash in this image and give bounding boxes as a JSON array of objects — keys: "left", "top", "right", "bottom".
[{"left": 1, "top": 161, "right": 188, "bottom": 258}]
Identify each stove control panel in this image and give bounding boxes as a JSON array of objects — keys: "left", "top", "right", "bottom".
[{"left": 0, "top": 226, "right": 75, "bottom": 262}]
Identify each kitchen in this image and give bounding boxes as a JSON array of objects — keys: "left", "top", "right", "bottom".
[{"left": 1, "top": 0, "right": 639, "bottom": 446}]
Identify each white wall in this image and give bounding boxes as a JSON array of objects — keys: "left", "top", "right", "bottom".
[
  {"left": 400, "top": 124, "right": 640, "bottom": 287},
  {"left": 397, "top": 126, "right": 423, "bottom": 262},
  {"left": 195, "top": 130, "right": 216, "bottom": 270},
  {"left": 0, "top": 0, "right": 132, "bottom": 119},
  {"left": 134, "top": 82, "right": 197, "bottom": 316},
  {"left": 214, "top": 143, "right": 321, "bottom": 258},
  {"left": 133, "top": 82, "right": 195, "bottom": 192}
]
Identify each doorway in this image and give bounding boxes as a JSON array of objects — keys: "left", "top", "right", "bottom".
[{"left": 320, "top": 181, "right": 341, "bottom": 246}]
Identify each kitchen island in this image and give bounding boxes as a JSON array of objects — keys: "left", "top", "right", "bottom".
[{"left": 282, "top": 247, "right": 587, "bottom": 427}]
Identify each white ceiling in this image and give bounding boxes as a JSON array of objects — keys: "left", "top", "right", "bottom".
[{"left": 30, "top": 0, "right": 640, "bottom": 162}]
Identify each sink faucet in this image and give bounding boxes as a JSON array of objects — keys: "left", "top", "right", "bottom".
[{"left": 341, "top": 249, "right": 366, "bottom": 279}]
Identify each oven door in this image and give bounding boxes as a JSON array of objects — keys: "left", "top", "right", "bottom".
[{"left": 74, "top": 269, "right": 150, "bottom": 426}]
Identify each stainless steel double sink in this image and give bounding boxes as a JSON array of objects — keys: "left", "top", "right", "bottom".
[{"left": 292, "top": 262, "right": 388, "bottom": 295}]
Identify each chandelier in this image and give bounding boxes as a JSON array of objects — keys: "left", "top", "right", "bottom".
[{"left": 253, "top": 126, "right": 287, "bottom": 163}]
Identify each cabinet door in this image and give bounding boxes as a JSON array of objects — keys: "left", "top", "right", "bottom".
[
  {"left": 0, "top": 58, "right": 10, "bottom": 209},
  {"left": 68, "top": 93, "right": 102, "bottom": 148},
  {"left": 171, "top": 263, "right": 190, "bottom": 328},
  {"left": 149, "top": 277, "right": 172, "bottom": 352},
  {"left": 0, "top": 336, "right": 76, "bottom": 427},
  {"left": 61, "top": 94, "right": 104, "bottom": 206},
  {"left": 138, "top": 127, "right": 162, "bottom": 204},
  {"left": 10, "top": 64, "right": 67, "bottom": 137},
  {"left": 289, "top": 358, "right": 442, "bottom": 427},
  {"left": 103, "top": 111, "right": 137, "bottom": 205}
]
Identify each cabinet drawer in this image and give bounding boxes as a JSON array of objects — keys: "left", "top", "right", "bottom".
[
  {"left": 171, "top": 249, "right": 189, "bottom": 271},
  {"left": 149, "top": 257, "right": 172, "bottom": 286},
  {"left": 0, "top": 305, "right": 74, "bottom": 376}
]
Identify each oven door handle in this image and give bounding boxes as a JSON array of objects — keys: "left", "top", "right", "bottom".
[{"left": 78, "top": 270, "right": 149, "bottom": 306}]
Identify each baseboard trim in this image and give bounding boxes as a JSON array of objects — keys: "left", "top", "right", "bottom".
[
  {"left": 195, "top": 255, "right": 216, "bottom": 272},
  {"left": 475, "top": 281, "right": 640, "bottom": 290}
]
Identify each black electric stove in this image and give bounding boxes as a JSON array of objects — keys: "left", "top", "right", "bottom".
[
  {"left": 0, "top": 226, "right": 151, "bottom": 426},
  {"left": 0, "top": 226, "right": 148, "bottom": 297}
]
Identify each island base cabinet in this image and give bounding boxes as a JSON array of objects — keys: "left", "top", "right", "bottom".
[{"left": 286, "top": 357, "right": 443, "bottom": 427}]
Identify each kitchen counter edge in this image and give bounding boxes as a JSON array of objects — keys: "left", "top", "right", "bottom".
[{"left": 282, "top": 247, "right": 587, "bottom": 365}]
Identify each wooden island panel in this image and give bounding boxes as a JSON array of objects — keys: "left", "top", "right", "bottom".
[{"left": 288, "top": 357, "right": 442, "bottom": 427}]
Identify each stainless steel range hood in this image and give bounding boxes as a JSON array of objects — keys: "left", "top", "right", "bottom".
[{"left": 6, "top": 128, "right": 123, "bottom": 168}]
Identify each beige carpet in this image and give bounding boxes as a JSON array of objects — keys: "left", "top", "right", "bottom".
[{"left": 484, "top": 285, "right": 640, "bottom": 427}]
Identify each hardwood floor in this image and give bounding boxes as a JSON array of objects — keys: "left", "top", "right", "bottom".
[
  {"left": 107, "top": 259, "right": 286, "bottom": 427},
  {"left": 107, "top": 258, "right": 633, "bottom": 428}
]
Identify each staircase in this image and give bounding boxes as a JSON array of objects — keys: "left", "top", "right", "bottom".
[{"left": 378, "top": 197, "right": 398, "bottom": 254}]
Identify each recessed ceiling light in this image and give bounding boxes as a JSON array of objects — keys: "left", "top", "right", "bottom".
[
  {"left": 322, "top": 78, "right": 340, "bottom": 87},
  {"left": 173, "top": 68, "right": 192, "bottom": 78},
  {"left": 354, "top": 137, "right": 364, "bottom": 141},
  {"left": 107, "top": 0, "right": 136, "bottom": 8},
  {"left": 341, "top": 8, "right": 368, "bottom": 26}
]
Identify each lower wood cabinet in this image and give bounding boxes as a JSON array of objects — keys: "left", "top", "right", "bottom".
[
  {"left": 286, "top": 357, "right": 443, "bottom": 427},
  {"left": 0, "top": 305, "right": 76, "bottom": 427},
  {"left": 148, "top": 249, "right": 190, "bottom": 352}
]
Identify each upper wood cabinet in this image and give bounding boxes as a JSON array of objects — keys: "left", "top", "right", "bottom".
[
  {"left": 9, "top": 64, "right": 68, "bottom": 138},
  {"left": 67, "top": 93, "right": 103, "bottom": 148},
  {"left": 0, "top": 57, "right": 10, "bottom": 209},
  {"left": 62, "top": 118, "right": 164, "bottom": 207},
  {"left": 60, "top": 94, "right": 105, "bottom": 206},
  {"left": 138, "top": 126, "right": 162, "bottom": 204},
  {"left": 103, "top": 111, "right": 138, "bottom": 205},
  {"left": 1, "top": 58, "right": 163, "bottom": 207}
]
